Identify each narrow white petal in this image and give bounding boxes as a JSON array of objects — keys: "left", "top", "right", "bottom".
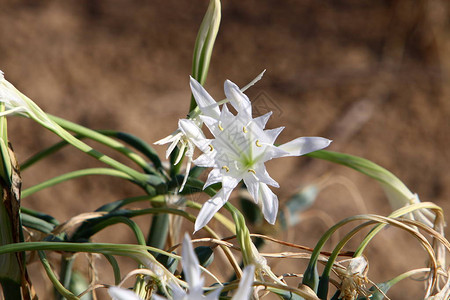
[
  {"left": 224, "top": 80, "right": 252, "bottom": 118},
  {"left": 193, "top": 153, "right": 217, "bottom": 168},
  {"left": 231, "top": 265, "right": 255, "bottom": 300},
  {"left": 243, "top": 174, "right": 260, "bottom": 204},
  {"left": 174, "top": 142, "right": 187, "bottom": 165},
  {"left": 0, "top": 107, "right": 25, "bottom": 117},
  {"left": 179, "top": 119, "right": 205, "bottom": 142},
  {"left": 253, "top": 111, "right": 272, "bottom": 129},
  {"left": 190, "top": 76, "right": 220, "bottom": 119},
  {"left": 222, "top": 175, "right": 240, "bottom": 190},
  {"left": 194, "top": 188, "right": 233, "bottom": 232},
  {"left": 278, "top": 137, "right": 332, "bottom": 157},
  {"left": 259, "top": 184, "right": 279, "bottom": 225},
  {"left": 108, "top": 286, "right": 143, "bottom": 300},
  {"left": 199, "top": 115, "right": 219, "bottom": 135},
  {"left": 182, "top": 233, "right": 203, "bottom": 291},
  {"left": 179, "top": 155, "right": 192, "bottom": 192},
  {"left": 204, "top": 168, "right": 223, "bottom": 189},
  {"left": 254, "top": 165, "right": 279, "bottom": 188},
  {"left": 219, "top": 103, "right": 236, "bottom": 127},
  {"left": 166, "top": 139, "right": 180, "bottom": 159},
  {"left": 179, "top": 119, "right": 212, "bottom": 153},
  {"left": 154, "top": 131, "right": 179, "bottom": 145},
  {"left": 263, "top": 127, "right": 284, "bottom": 144},
  {"left": 168, "top": 282, "right": 187, "bottom": 299},
  {"left": 262, "top": 145, "right": 290, "bottom": 161}
]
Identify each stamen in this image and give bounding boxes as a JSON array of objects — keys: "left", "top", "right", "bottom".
[
  {"left": 243, "top": 126, "right": 248, "bottom": 133},
  {"left": 208, "top": 144, "right": 214, "bottom": 151},
  {"left": 248, "top": 169, "right": 256, "bottom": 174},
  {"left": 218, "top": 123, "right": 224, "bottom": 131},
  {"left": 222, "top": 166, "right": 230, "bottom": 172},
  {"left": 255, "top": 140, "right": 262, "bottom": 147}
]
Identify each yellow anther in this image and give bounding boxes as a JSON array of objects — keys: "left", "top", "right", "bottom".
[
  {"left": 222, "top": 166, "right": 230, "bottom": 172},
  {"left": 255, "top": 140, "right": 262, "bottom": 147},
  {"left": 208, "top": 144, "right": 214, "bottom": 151},
  {"left": 243, "top": 126, "right": 248, "bottom": 133},
  {"left": 218, "top": 123, "right": 224, "bottom": 131},
  {"left": 248, "top": 169, "right": 256, "bottom": 174}
]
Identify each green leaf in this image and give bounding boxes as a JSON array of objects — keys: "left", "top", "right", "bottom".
[
  {"left": 21, "top": 213, "right": 55, "bottom": 234},
  {"left": 306, "top": 150, "right": 415, "bottom": 210}
]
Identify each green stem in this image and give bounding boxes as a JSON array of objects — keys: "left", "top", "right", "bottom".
[
  {"left": 22, "top": 168, "right": 134, "bottom": 199},
  {"left": 71, "top": 215, "right": 147, "bottom": 244},
  {"left": 354, "top": 202, "right": 442, "bottom": 256},
  {"left": 49, "top": 115, "right": 153, "bottom": 173},
  {"left": 57, "top": 255, "right": 75, "bottom": 300},
  {"left": 41, "top": 117, "right": 150, "bottom": 185},
  {"left": 147, "top": 213, "right": 169, "bottom": 254},
  {"left": 104, "top": 254, "right": 121, "bottom": 285},
  {"left": 317, "top": 221, "right": 376, "bottom": 299},
  {"left": 225, "top": 202, "right": 252, "bottom": 266},
  {"left": 39, "top": 251, "right": 78, "bottom": 300},
  {"left": 99, "top": 130, "right": 162, "bottom": 171}
]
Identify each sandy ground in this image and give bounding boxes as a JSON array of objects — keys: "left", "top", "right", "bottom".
[{"left": 1, "top": 1, "right": 449, "bottom": 299}]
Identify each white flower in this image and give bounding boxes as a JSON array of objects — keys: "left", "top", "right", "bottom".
[
  {"left": 0, "top": 70, "right": 55, "bottom": 129},
  {"left": 153, "top": 233, "right": 254, "bottom": 300},
  {"left": 155, "top": 71, "right": 265, "bottom": 192},
  {"left": 183, "top": 78, "right": 331, "bottom": 232},
  {"left": 154, "top": 120, "right": 207, "bottom": 192},
  {"left": 108, "top": 286, "right": 143, "bottom": 300}
]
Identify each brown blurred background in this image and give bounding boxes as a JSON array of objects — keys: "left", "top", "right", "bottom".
[{"left": 1, "top": 0, "right": 449, "bottom": 299}]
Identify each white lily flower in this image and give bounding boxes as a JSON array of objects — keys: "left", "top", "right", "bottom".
[
  {"left": 153, "top": 233, "right": 254, "bottom": 300},
  {"left": 0, "top": 70, "right": 55, "bottom": 129},
  {"left": 184, "top": 78, "right": 331, "bottom": 232},
  {"left": 155, "top": 119, "right": 208, "bottom": 192},
  {"left": 155, "top": 71, "right": 265, "bottom": 192},
  {"left": 108, "top": 286, "right": 144, "bottom": 300}
]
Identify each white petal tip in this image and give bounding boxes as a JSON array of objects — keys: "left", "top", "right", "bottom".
[{"left": 267, "top": 217, "right": 276, "bottom": 225}]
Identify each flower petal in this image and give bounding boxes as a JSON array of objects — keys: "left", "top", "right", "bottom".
[
  {"left": 259, "top": 184, "right": 279, "bottom": 225},
  {"left": 263, "top": 127, "right": 284, "bottom": 144},
  {"left": 168, "top": 282, "right": 187, "bottom": 299},
  {"left": 190, "top": 76, "right": 220, "bottom": 119},
  {"left": 193, "top": 152, "right": 217, "bottom": 168},
  {"left": 194, "top": 189, "right": 232, "bottom": 232},
  {"left": 231, "top": 265, "right": 255, "bottom": 300},
  {"left": 182, "top": 233, "right": 204, "bottom": 292},
  {"left": 253, "top": 111, "right": 272, "bottom": 129},
  {"left": 278, "top": 137, "right": 332, "bottom": 157},
  {"left": 108, "top": 286, "right": 143, "bottom": 300},
  {"left": 254, "top": 165, "right": 279, "bottom": 188},
  {"left": 178, "top": 119, "right": 212, "bottom": 152},
  {"left": 224, "top": 80, "right": 252, "bottom": 119},
  {"left": 178, "top": 144, "right": 193, "bottom": 192},
  {"left": 261, "top": 144, "right": 290, "bottom": 161},
  {"left": 204, "top": 168, "right": 222, "bottom": 189},
  {"left": 243, "top": 174, "right": 260, "bottom": 204}
]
